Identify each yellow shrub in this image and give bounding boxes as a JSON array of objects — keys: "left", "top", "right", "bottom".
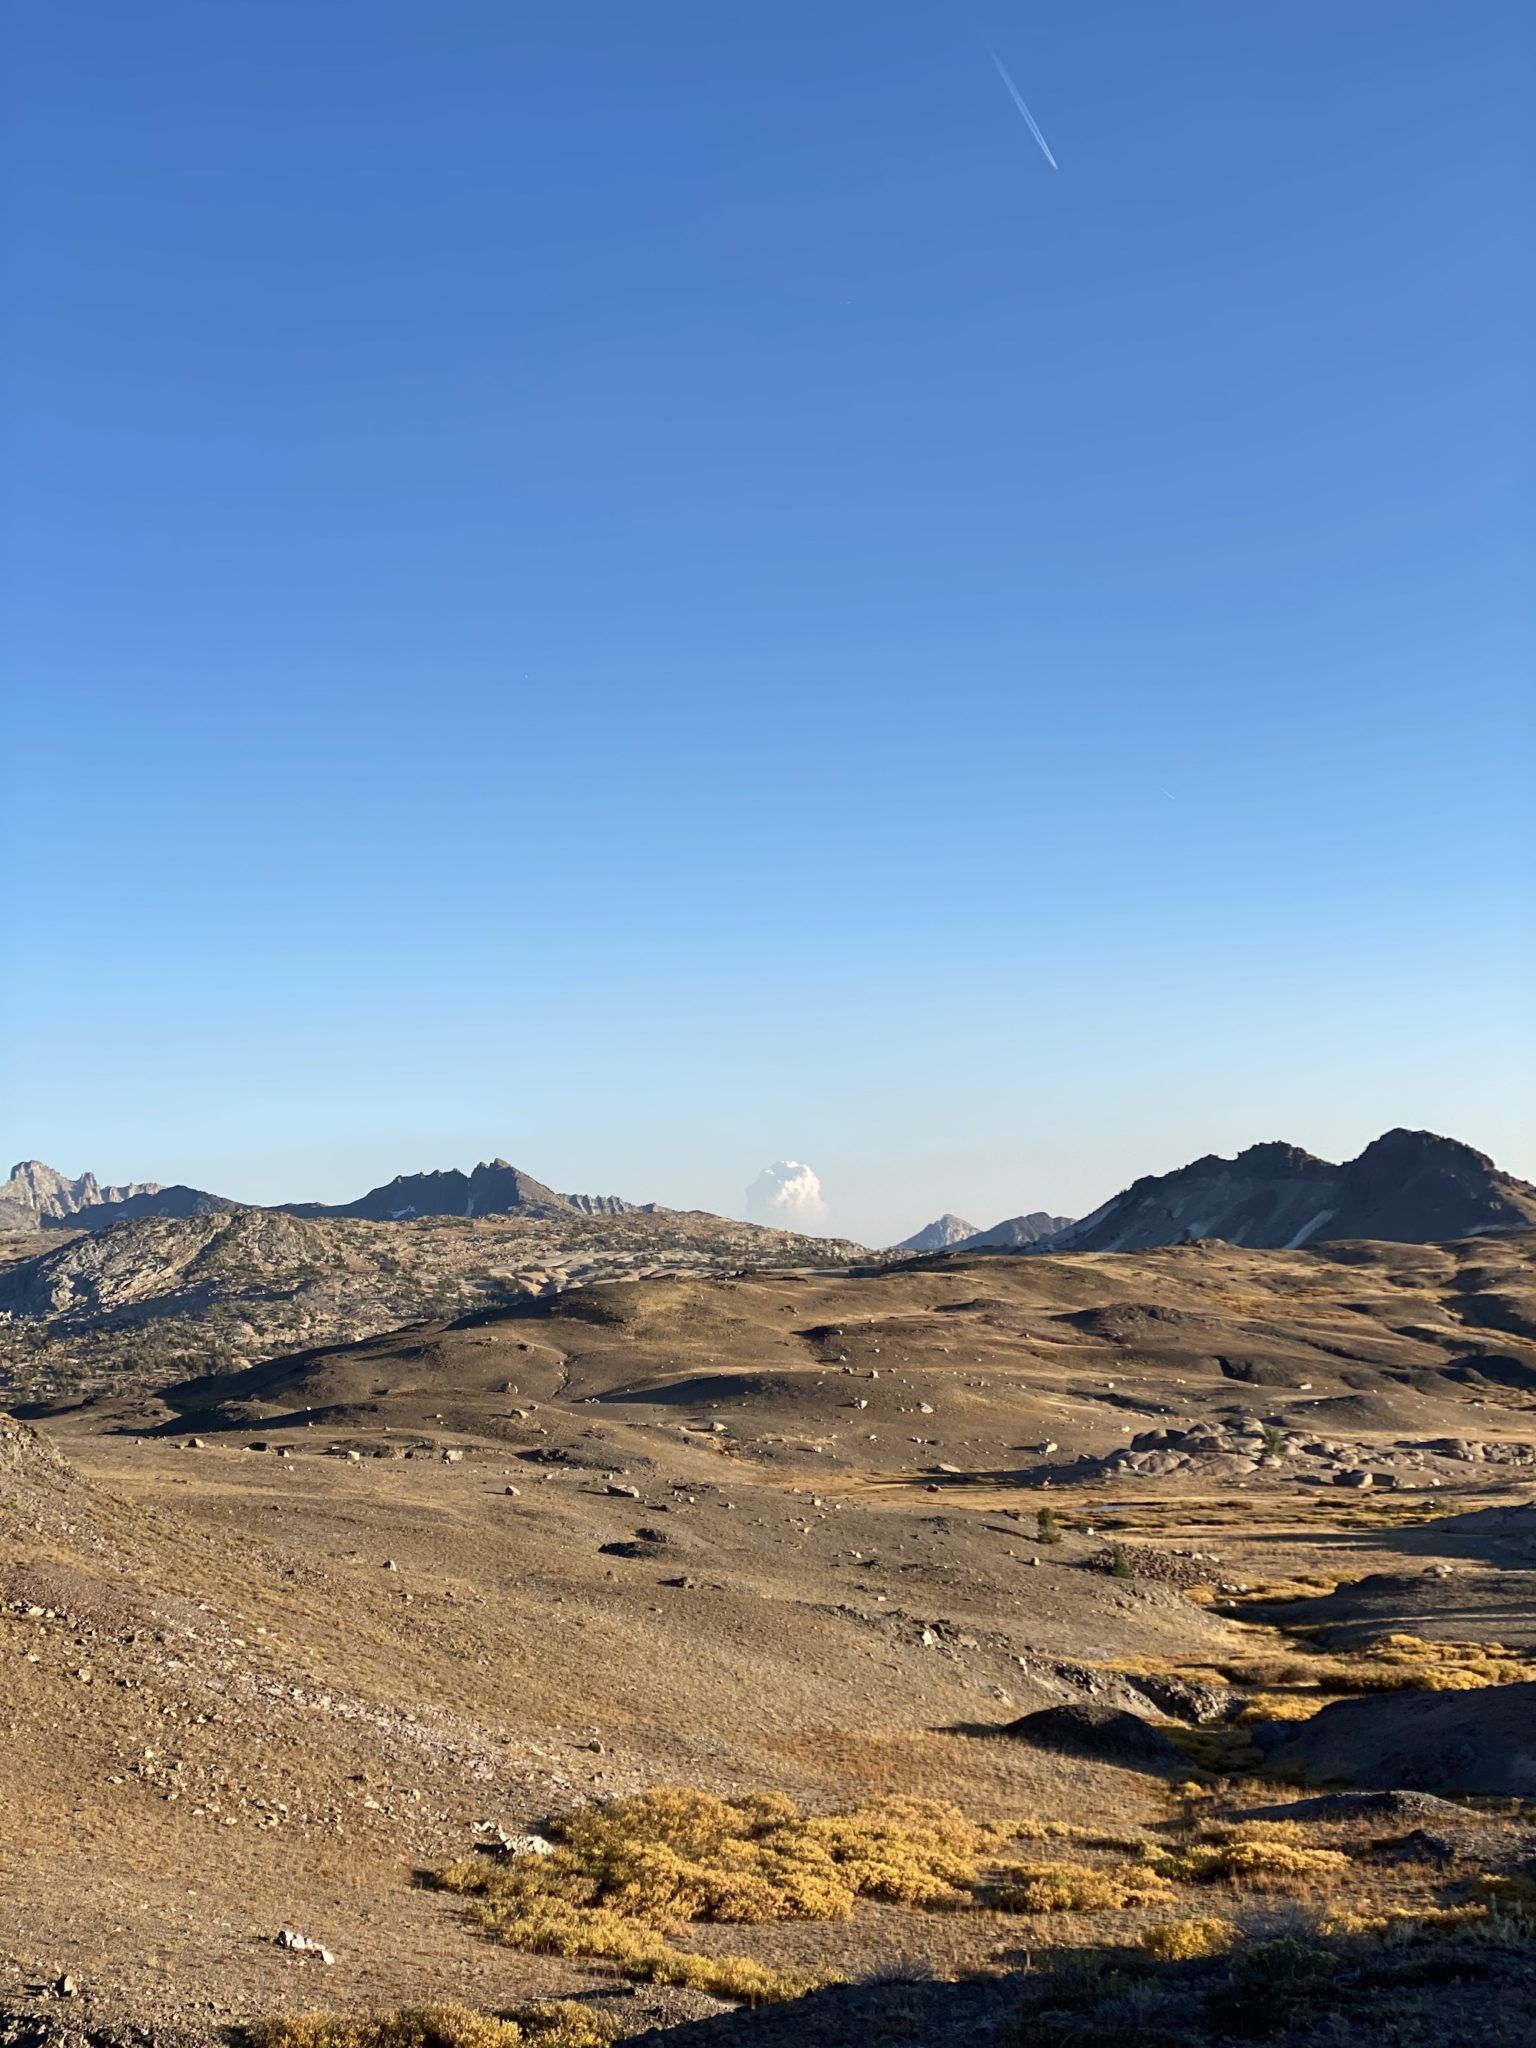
[
  {"left": 436, "top": 1787, "right": 1008, "bottom": 2003},
  {"left": 255, "top": 2005, "right": 619, "bottom": 2048},
  {"left": 1148, "top": 1838, "right": 1349, "bottom": 1894},
  {"left": 1140, "top": 1915, "right": 1238, "bottom": 1960},
  {"left": 991, "top": 1861, "right": 1171, "bottom": 1914},
  {"left": 1350, "top": 1636, "right": 1536, "bottom": 1692},
  {"left": 1324, "top": 1903, "right": 1519, "bottom": 1947}
]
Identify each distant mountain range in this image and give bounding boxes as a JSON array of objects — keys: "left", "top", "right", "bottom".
[
  {"left": 959, "top": 1211, "right": 1075, "bottom": 1251},
  {"left": 897, "top": 1211, "right": 1073, "bottom": 1252},
  {"left": 7, "top": 1127, "right": 1534, "bottom": 1255},
  {"left": 1035, "top": 1130, "right": 1536, "bottom": 1254},
  {"left": 0, "top": 1161, "right": 231, "bottom": 1233},
  {"left": 283, "top": 1159, "right": 636, "bottom": 1222},
  {"left": 894, "top": 1213, "right": 981, "bottom": 1252},
  {"left": 0, "top": 1158, "right": 635, "bottom": 1234}
]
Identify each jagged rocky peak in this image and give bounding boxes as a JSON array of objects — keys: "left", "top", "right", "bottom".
[
  {"left": 280, "top": 1158, "right": 635, "bottom": 1222},
  {"left": 0, "top": 1160, "right": 166, "bottom": 1230},
  {"left": 1038, "top": 1129, "right": 1536, "bottom": 1256}
]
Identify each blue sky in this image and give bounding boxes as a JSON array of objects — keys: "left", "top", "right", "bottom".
[{"left": 3, "top": 1, "right": 1533, "bottom": 1246}]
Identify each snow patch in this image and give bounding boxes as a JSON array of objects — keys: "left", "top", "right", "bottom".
[{"left": 1285, "top": 1208, "right": 1336, "bottom": 1250}]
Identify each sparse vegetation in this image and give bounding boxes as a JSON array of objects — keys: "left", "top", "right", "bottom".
[
  {"left": 1037, "top": 1505, "right": 1063, "bottom": 1544},
  {"left": 1164, "top": 1723, "right": 1265, "bottom": 1774},
  {"left": 991, "top": 1860, "right": 1170, "bottom": 1914},
  {"left": 1143, "top": 1823, "right": 1351, "bottom": 1894},
  {"left": 1140, "top": 1914, "right": 1239, "bottom": 1960},
  {"left": 256, "top": 2003, "right": 618, "bottom": 2048},
  {"left": 436, "top": 1788, "right": 1012, "bottom": 2002}
]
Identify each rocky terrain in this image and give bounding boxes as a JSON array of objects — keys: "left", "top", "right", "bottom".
[
  {"left": 1039, "top": 1127, "right": 1536, "bottom": 1253},
  {"left": 0, "top": 1160, "right": 176, "bottom": 1232},
  {"left": 0, "top": 1207, "right": 872, "bottom": 1404},
  {"left": 2, "top": 1227, "right": 1535, "bottom": 2045}
]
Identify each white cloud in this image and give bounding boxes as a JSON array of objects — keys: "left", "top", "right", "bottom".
[{"left": 745, "top": 1159, "right": 828, "bottom": 1231}]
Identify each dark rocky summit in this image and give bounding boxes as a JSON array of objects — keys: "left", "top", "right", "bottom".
[{"left": 1032, "top": 1128, "right": 1536, "bottom": 1254}]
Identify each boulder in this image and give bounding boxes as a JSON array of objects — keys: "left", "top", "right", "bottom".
[{"left": 1001, "top": 1702, "right": 1184, "bottom": 1768}]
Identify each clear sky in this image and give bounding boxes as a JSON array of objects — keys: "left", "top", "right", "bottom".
[{"left": 3, "top": 1, "right": 1533, "bottom": 1247}]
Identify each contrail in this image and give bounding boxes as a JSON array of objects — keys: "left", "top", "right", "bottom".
[{"left": 984, "top": 41, "right": 1059, "bottom": 169}]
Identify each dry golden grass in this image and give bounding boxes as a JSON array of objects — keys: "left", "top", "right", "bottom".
[
  {"left": 436, "top": 1787, "right": 1012, "bottom": 2003},
  {"left": 256, "top": 2003, "right": 618, "bottom": 2048},
  {"left": 1123, "top": 1626, "right": 1534, "bottom": 1740},
  {"left": 1144, "top": 1821, "right": 1351, "bottom": 1894},
  {"left": 1322, "top": 1887, "right": 1536, "bottom": 1945},
  {"left": 990, "top": 1861, "right": 1171, "bottom": 1914},
  {"left": 1206, "top": 1633, "right": 1536, "bottom": 1697},
  {"left": 1347, "top": 1634, "right": 1536, "bottom": 1691},
  {"left": 1008, "top": 1817, "right": 1147, "bottom": 1851},
  {"left": 1307, "top": 1497, "right": 1457, "bottom": 1531}
]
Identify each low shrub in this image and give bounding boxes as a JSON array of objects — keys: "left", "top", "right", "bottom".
[
  {"left": 1471, "top": 1873, "right": 1536, "bottom": 1924},
  {"left": 1229, "top": 1938, "right": 1338, "bottom": 1994},
  {"left": 1140, "top": 1915, "right": 1238, "bottom": 1961},
  {"left": 256, "top": 2004, "right": 618, "bottom": 2048},
  {"left": 436, "top": 1787, "right": 1009, "bottom": 2003},
  {"left": 1146, "top": 1830, "right": 1350, "bottom": 1894},
  {"left": 991, "top": 1861, "right": 1171, "bottom": 1914}
]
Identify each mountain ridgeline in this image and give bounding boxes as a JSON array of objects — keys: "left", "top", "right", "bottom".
[
  {"left": 282, "top": 1158, "right": 636, "bottom": 1222},
  {"left": 1035, "top": 1129, "right": 1536, "bottom": 1255},
  {"left": 6, "top": 1127, "right": 1534, "bottom": 1255},
  {"left": 0, "top": 1157, "right": 635, "bottom": 1233},
  {"left": 0, "top": 1161, "right": 221, "bottom": 1233}
]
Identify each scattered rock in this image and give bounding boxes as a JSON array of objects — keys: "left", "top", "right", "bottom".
[
  {"left": 275, "top": 1929, "right": 334, "bottom": 1963},
  {"left": 473, "top": 1823, "right": 555, "bottom": 1859}
]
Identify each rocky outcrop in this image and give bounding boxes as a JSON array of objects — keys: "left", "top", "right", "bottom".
[
  {"left": 0, "top": 1160, "right": 166, "bottom": 1231},
  {"left": 0, "top": 1161, "right": 238, "bottom": 1235},
  {"left": 1033, "top": 1130, "right": 1536, "bottom": 1254},
  {"left": 561, "top": 1191, "right": 640, "bottom": 1217},
  {"left": 0, "top": 1411, "right": 73, "bottom": 1485},
  {"left": 64, "top": 1184, "right": 237, "bottom": 1230},
  {"left": 1060, "top": 1416, "right": 1535, "bottom": 1490}
]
